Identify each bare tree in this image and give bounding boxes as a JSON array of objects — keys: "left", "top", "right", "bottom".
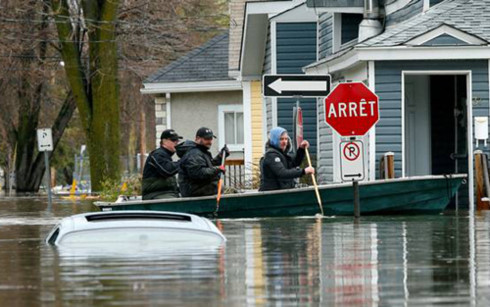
[
  {"left": 0, "top": 0, "right": 228, "bottom": 192},
  {"left": 0, "top": 0, "right": 77, "bottom": 192}
]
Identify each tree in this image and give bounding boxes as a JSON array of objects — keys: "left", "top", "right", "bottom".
[
  {"left": 50, "top": 0, "right": 228, "bottom": 190},
  {"left": 0, "top": 0, "right": 229, "bottom": 192},
  {"left": 50, "top": 0, "right": 121, "bottom": 191},
  {"left": 0, "top": 0, "right": 77, "bottom": 193}
]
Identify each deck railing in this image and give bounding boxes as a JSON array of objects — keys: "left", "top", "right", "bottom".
[{"left": 224, "top": 159, "right": 245, "bottom": 190}]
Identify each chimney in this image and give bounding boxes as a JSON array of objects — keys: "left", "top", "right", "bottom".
[{"left": 358, "top": 0, "right": 383, "bottom": 42}]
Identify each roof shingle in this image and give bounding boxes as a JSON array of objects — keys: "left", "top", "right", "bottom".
[
  {"left": 144, "top": 33, "right": 232, "bottom": 84},
  {"left": 358, "top": 0, "right": 490, "bottom": 47}
]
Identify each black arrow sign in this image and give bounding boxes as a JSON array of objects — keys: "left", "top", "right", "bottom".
[
  {"left": 344, "top": 173, "right": 363, "bottom": 178},
  {"left": 263, "top": 74, "right": 331, "bottom": 97}
]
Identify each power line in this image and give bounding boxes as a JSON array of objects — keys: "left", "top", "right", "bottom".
[{"left": 0, "top": 13, "right": 229, "bottom": 25}]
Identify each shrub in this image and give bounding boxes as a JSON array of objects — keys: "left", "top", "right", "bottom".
[{"left": 99, "top": 174, "right": 142, "bottom": 201}]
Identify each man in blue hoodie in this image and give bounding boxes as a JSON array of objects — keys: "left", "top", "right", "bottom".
[{"left": 259, "top": 127, "right": 314, "bottom": 191}]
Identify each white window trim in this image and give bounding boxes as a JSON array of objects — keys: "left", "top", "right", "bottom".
[
  {"left": 332, "top": 13, "right": 342, "bottom": 53},
  {"left": 218, "top": 104, "right": 244, "bottom": 152},
  {"left": 368, "top": 61, "right": 376, "bottom": 181},
  {"left": 332, "top": 13, "right": 361, "bottom": 53}
]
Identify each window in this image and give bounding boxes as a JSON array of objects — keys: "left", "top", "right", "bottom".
[
  {"left": 218, "top": 105, "right": 244, "bottom": 152},
  {"left": 333, "top": 13, "right": 363, "bottom": 52}
]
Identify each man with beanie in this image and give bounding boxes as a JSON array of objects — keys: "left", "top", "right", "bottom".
[
  {"left": 142, "top": 129, "right": 183, "bottom": 200},
  {"left": 177, "top": 127, "right": 229, "bottom": 197},
  {"left": 259, "top": 126, "right": 314, "bottom": 191}
]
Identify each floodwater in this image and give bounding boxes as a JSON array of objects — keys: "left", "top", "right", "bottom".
[{"left": 1, "top": 197, "right": 490, "bottom": 306}]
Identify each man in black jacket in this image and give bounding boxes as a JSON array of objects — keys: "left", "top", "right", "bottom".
[
  {"left": 177, "top": 127, "right": 229, "bottom": 197},
  {"left": 259, "top": 126, "right": 314, "bottom": 191},
  {"left": 142, "top": 129, "right": 183, "bottom": 200}
]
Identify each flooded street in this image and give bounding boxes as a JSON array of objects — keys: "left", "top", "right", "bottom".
[{"left": 1, "top": 197, "right": 490, "bottom": 306}]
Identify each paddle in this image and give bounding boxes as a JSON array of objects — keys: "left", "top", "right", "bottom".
[
  {"left": 305, "top": 147, "right": 324, "bottom": 216},
  {"left": 215, "top": 145, "right": 227, "bottom": 213}
]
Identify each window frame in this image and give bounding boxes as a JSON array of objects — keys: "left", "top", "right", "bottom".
[{"left": 218, "top": 104, "right": 244, "bottom": 152}]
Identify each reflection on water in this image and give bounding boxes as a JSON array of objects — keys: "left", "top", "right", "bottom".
[{"left": 1, "top": 198, "right": 490, "bottom": 305}]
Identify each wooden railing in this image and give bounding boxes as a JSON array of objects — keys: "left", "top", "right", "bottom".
[{"left": 224, "top": 158, "right": 245, "bottom": 189}]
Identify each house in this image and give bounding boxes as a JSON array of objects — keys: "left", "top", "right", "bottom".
[
  {"left": 238, "top": 0, "right": 318, "bottom": 179},
  {"left": 235, "top": 0, "right": 490, "bottom": 205},
  {"left": 302, "top": 0, "right": 490, "bottom": 206},
  {"left": 141, "top": 33, "right": 243, "bottom": 159}
]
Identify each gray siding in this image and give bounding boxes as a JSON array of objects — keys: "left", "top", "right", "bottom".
[
  {"left": 385, "top": 0, "right": 423, "bottom": 28},
  {"left": 317, "top": 98, "right": 334, "bottom": 183},
  {"left": 318, "top": 12, "right": 333, "bottom": 60},
  {"left": 422, "top": 34, "right": 468, "bottom": 46},
  {"left": 276, "top": 22, "right": 318, "bottom": 152},
  {"left": 375, "top": 60, "right": 489, "bottom": 178},
  {"left": 266, "top": 97, "right": 273, "bottom": 132},
  {"left": 262, "top": 26, "right": 272, "bottom": 75},
  {"left": 263, "top": 27, "right": 273, "bottom": 133}
]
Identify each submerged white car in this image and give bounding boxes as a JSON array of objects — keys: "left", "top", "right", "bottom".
[{"left": 46, "top": 211, "right": 226, "bottom": 249}]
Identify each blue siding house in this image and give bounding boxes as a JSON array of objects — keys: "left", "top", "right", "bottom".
[
  {"left": 304, "top": 0, "right": 490, "bottom": 206},
  {"left": 240, "top": 1, "right": 319, "bottom": 156},
  {"left": 276, "top": 22, "right": 318, "bottom": 152}
]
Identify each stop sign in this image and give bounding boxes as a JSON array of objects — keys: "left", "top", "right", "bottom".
[{"left": 324, "top": 82, "right": 379, "bottom": 136}]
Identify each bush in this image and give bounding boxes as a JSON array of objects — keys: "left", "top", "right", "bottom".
[{"left": 99, "top": 174, "right": 142, "bottom": 201}]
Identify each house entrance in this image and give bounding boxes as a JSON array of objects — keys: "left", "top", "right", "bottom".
[{"left": 404, "top": 74, "right": 468, "bottom": 206}]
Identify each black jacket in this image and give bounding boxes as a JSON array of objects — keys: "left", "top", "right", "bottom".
[
  {"left": 176, "top": 140, "right": 222, "bottom": 197},
  {"left": 259, "top": 143, "right": 305, "bottom": 191},
  {"left": 142, "top": 147, "right": 180, "bottom": 199}
]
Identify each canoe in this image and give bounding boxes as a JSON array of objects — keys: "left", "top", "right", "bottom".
[{"left": 94, "top": 174, "right": 466, "bottom": 218}]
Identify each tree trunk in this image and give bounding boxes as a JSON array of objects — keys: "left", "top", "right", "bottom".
[
  {"left": 16, "top": 93, "right": 77, "bottom": 192},
  {"left": 15, "top": 82, "right": 43, "bottom": 192},
  {"left": 51, "top": 0, "right": 121, "bottom": 191}
]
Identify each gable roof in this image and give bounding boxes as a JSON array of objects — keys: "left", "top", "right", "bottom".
[
  {"left": 144, "top": 33, "right": 233, "bottom": 84},
  {"left": 358, "top": 0, "right": 490, "bottom": 47}
]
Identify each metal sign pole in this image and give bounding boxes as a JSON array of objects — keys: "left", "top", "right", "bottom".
[
  {"left": 37, "top": 128, "right": 54, "bottom": 209},
  {"left": 44, "top": 151, "right": 52, "bottom": 209},
  {"left": 353, "top": 179, "right": 360, "bottom": 218}
]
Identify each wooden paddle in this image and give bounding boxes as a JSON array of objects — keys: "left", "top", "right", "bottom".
[
  {"left": 215, "top": 145, "right": 227, "bottom": 213},
  {"left": 305, "top": 147, "right": 324, "bottom": 216}
]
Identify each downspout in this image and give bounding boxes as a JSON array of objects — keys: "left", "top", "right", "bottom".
[{"left": 359, "top": 0, "right": 383, "bottom": 42}]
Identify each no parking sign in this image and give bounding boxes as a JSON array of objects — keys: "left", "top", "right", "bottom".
[{"left": 340, "top": 140, "right": 364, "bottom": 181}]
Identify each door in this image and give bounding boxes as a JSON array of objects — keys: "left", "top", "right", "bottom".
[
  {"left": 430, "top": 75, "right": 467, "bottom": 175},
  {"left": 404, "top": 75, "right": 431, "bottom": 176}
]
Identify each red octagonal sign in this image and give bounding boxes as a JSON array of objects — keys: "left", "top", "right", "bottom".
[{"left": 324, "top": 82, "right": 379, "bottom": 136}]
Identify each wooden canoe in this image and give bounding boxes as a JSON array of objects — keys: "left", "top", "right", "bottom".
[{"left": 94, "top": 174, "right": 466, "bottom": 218}]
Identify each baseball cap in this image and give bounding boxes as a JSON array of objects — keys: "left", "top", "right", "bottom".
[
  {"left": 196, "top": 127, "right": 216, "bottom": 139},
  {"left": 160, "top": 129, "right": 183, "bottom": 141}
]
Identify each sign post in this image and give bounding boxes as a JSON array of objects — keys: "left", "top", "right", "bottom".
[
  {"left": 37, "top": 128, "right": 53, "bottom": 208},
  {"left": 292, "top": 100, "right": 304, "bottom": 151},
  {"left": 324, "top": 82, "right": 380, "bottom": 217},
  {"left": 324, "top": 82, "right": 379, "bottom": 182}
]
